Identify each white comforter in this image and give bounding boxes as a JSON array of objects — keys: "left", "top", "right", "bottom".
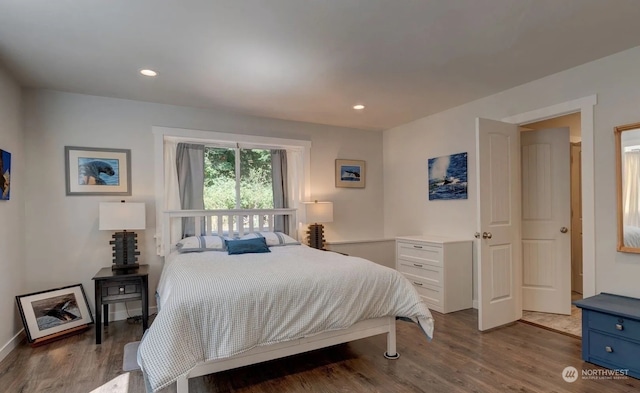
[{"left": 138, "top": 245, "right": 434, "bottom": 392}]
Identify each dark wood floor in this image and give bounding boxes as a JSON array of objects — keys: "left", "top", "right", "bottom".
[{"left": 1, "top": 309, "right": 637, "bottom": 393}]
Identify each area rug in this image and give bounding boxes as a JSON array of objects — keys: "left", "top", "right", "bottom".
[
  {"left": 123, "top": 341, "right": 141, "bottom": 372},
  {"left": 90, "top": 374, "right": 131, "bottom": 393},
  {"left": 520, "top": 304, "right": 582, "bottom": 338}
]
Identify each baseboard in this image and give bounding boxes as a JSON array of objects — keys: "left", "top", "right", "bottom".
[{"left": 0, "top": 329, "right": 25, "bottom": 363}]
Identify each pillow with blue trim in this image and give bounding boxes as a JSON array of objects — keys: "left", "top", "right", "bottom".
[
  {"left": 177, "top": 235, "right": 227, "bottom": 253},
  {"left": 240, "top": 232, "right": 300, "bottom": 247},
  {"left": 226, "top": 237, "right": 271, "bottom": 255}
]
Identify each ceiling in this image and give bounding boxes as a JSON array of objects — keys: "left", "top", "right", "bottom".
[{"left": 2, "top": 0, "right": 640, "bottom": 131}]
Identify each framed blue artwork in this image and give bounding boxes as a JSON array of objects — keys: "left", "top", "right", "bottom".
[
  {"left": 335, "top": 159, "right": 366, "bottom": 188},
  {"left": 0, "top": 149, "right": 10, "bottom": 200},
  {"left": 428, "top": 152, "right": 468, "bottom": 200},
  {"left": 64, "top": 146, "right": 131, "bottom": 196}
]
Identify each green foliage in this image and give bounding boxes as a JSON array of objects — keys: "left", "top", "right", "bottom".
[
  {"left": 240, "top": 167, "right": 274, "bottom": 209},
  {"left": 203, "top": 177, "right": 236, "bottom": 209},
  {"left": 203, "top": 147, "right": 274, "bottom": 209},
  {"left": 204, "top": 148, "right": 234, "bottom": 187}
]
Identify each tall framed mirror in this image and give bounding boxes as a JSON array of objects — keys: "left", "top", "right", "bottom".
[{"left": 616, "top": 122, "right": 640, "bottom": 253}]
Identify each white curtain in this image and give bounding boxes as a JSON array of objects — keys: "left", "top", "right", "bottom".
[
  {"left": 164, "top": 140, "right": 182, "bottom": 251},
  {"left": 623, "top": 150, "right": 640, "bottom": 227},
  {"left": 286, "top": 149, "right": 305, "bottom": 239}
]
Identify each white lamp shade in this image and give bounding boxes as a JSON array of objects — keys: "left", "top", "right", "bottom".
[
  {"left": 303, "top": 201, "right": 333, "bottom": 223},
  {"left": 99, "top": 202, "right": 146, "bottom": 230}
]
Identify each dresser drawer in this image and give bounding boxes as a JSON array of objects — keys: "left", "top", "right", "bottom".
[
  {"left": 589, "top": 311, "right": 640, "bottom": 342},
  {"left": 397, "top": 242, "right": 443, "bottom": 267},
  {"left": 588, "top": 331, "right": 640, "bottom": 373},
  {"left": 101, "top": 279, "right": 142, "bottom": 302},
  {"left": 397, "top": 260, "right": 442, "bottom": 287},
  {"left": 401, "top": 273, "right": 442, "bottom": 311}
]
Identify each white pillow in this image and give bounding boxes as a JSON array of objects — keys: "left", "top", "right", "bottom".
[
  {"left": 240, "top": 232, "right": 300, "bottom": 247},
  {"left": 176, "top": 235, "right": 227, "bottom": 253}
]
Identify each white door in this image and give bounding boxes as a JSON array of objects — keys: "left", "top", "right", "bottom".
[
  {"left": 476, "top": 118, "right": 522, "bottom": 331},
  {"left": 521, "top": 128, "right": 571, "bottom": 314}
]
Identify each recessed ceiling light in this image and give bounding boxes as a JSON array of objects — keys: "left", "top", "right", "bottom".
[
  {"left": 140, "top": 69, "right": 158, "bottom": 77},
  {"left": 353, "top": 104, "right": 365, "bottom": 110}
]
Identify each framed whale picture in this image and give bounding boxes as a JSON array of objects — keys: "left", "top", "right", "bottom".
[
  {"left": 16, "top": 284, "right": 93, "bottom": 344},
  {"left": 428, "top": 152, "right": 468, "bottom": 200},
  {"left": 335, "top": 159, "right": 366, "bottom": 188},
  {"left": 65, "top": 146, "right": 131, "bottom": 196}
]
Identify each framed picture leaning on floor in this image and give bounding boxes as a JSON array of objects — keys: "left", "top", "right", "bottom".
[{"left": 16, "top": 284, "right": 94, "bottom": 343}]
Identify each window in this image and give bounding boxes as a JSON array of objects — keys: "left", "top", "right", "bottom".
[
  {"left": 203, "top": 147, "right": 274, "bottom": 209},
  {"left": 154, "top": 126, "right": 311, "bottom": 252}
]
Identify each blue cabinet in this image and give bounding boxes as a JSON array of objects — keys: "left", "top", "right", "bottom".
[{"left": 574, "top": 293, "right": 640, "bottom": 379}]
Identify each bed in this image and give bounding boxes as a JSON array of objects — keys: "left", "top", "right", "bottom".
[
  {"left": 624, "top": 225, "right": 640, "bottom": 248},
  {"left": 138, "top": 209, "right": 434, "bottom": 393}
]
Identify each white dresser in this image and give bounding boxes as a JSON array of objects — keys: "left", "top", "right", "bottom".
[{"left": 396, "top": 235, "right": 472, "bottom": 314}]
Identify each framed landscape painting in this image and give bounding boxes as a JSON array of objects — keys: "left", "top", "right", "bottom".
[
  {"left": 16, "top": 284, "right": 93, "bottom": 343},
  {"left": 428, "top": 152, "right": 468, "bottom": 200},
  {"left": 65, "top": 146, "right": 131, "bottom": 196},
  {"left": 335, "top": 159, "right": 366, "bottom": 188}
]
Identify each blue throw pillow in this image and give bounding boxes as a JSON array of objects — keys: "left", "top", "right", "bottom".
[{"left": 226, "top": 237, "right": 271, "bottom": 255}]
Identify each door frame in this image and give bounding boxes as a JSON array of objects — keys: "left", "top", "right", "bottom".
[{"left": 502, "top": 94, "right": 596, "bottom": 298}]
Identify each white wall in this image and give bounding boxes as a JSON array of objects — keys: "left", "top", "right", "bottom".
[
  {"left": 325, "top": 239, "right": 395, "bottom": 269},
  {"left": 0, "top": 63, "right": 26, "bottom": 358},
  {"left": 21, "top": 90, "right": 385, "bottom": 322},
  {"left": 384, "top": 45, "right": 640, "bottom": 299}
]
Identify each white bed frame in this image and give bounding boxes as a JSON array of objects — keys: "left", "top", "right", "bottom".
[
  {"left": 159, "top": 208, "right": 300, "bottom": 256},
  {"left": 157, "top": 209, "right": 399, "bottom": 393}
]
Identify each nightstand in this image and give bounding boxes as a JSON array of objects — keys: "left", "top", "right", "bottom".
[{"left": 92, "top": 265, "right": 149, "bottom": 344}]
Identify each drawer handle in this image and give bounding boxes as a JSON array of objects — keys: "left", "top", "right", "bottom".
[
  {"left": 119, "top": 287, "right": 125, "bottom": 292},
  {"left": 413, "top": 282, "right": 423, "bottom": 287},
  {"left": 413, "top": 245, "right": 423, "bottom": 249},
  {"left": 413, "top": 263, "right": 423, "bottom": 268},
  {"left": 615, "top": 323, "right": 624, "bottom": 331},
  {"left": 605, "top": 346, "right": 613, "bottom": 353}
]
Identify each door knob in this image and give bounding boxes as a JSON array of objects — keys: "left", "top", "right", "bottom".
[
  {"left": 560, "top": 227, "right": 568, "bottom": 233},
  {"left": 482, "top": 232, "right": 492, "bottom": 239},
  {"left": 474, "top": 232, "right": 481, "bottom": 239}
]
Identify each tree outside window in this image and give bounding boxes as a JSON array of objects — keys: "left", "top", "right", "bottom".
[{"left": 203, "top": 147, "right": 274, "bottom": 209}]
